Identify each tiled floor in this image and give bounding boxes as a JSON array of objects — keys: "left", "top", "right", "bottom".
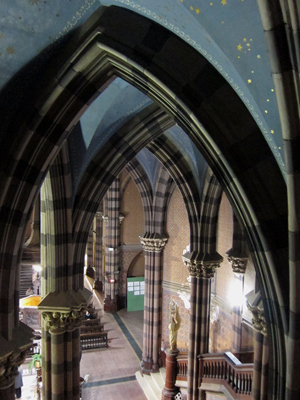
[{"left": 21, "top": 308, "right": 147, "bottom": 400}]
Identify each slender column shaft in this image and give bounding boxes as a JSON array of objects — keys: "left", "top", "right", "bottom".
[
  {"left": 42, "top": 321, "right": 52, "bottom": 400},
  {"left": 260, "top": 334, "right": 269, "bottom": 400},
  {"left": 152, "top": 250, "right": 163, "bottom": 370},
  {"left": 139, "top": 234, "right": 167, "bottom": 373},
  {"left": 87, "top": 228, "right": 93, "bottom": 269},
  {"left": 253, "top": 330, "right": 264, "bottom": 400},
  {"left": 95, "top": 212, "right": 103, "bottom": 283},
  {"left": 187, "top": 276, "right": 197, "bottom": 400},
  {"left": 72, "top": 329, "right": 80, "bottom": 400},
  {"left": 231, "top": 273, "right": 244, "bottom": 352},
  {"left": 104, "top": 178, "right": 120, "bottom": 312}
]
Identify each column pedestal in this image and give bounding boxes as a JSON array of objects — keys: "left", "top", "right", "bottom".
[
  {"left": 162, "top": 349, "right": 179, "bottom": 400},
  {"left": 103, "top": 295, "right": 118, "bottom": 313}
]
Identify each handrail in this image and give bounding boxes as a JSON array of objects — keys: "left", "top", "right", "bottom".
[
  {"left": 176, "top": 351, "right": 253, "bottom": 399},
  {"left": 199, "top": 352, "right": 253, "bottom": 398}
]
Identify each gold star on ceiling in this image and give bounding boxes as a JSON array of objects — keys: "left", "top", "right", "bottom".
[
  {"left": 221, "top": 0, "right": 227, "bottom": 4},
  {"left": 6, "top": 46, "right": 15, "bottom": 54},
  {"left": 271, "top": 130, "right": 274, "bottom": 134},
  {"left": 248, "top": 79, "right": 252, "bottom": 84},
  {"left": 257, "top": 55, "right": 261, "bottom": 59},
  {"left": 237, "top": 44, "right": 242, "bottom": 51},
  {"left": 196, "top": 8, "right": 200, "bottom": 14}
]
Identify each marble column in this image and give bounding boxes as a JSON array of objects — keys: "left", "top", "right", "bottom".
[
  {"left": 139, "top": 233, "right": 167, "bottom": 373},
  {"left": 246, "top": 290, "right": 268, "bottom": 400},
  {"left": 39, "top": 291, "right": 88, "bottom": 400},
  {"left": 182, "top": 251, "right": 222, "bottom": 400}
]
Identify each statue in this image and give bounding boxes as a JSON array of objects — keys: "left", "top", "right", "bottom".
[{"left": 168, "top": 300, "right": 181, "bottom": 352}]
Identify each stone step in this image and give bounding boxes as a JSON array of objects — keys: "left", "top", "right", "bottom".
[
  {"left": 136, "top": 368, "right": 166, "bottom": 400},
  {"left": 144, "top": 373, "right": 162, "bottom": 398},
  {"left": 135, "top": 371, "right": 157, "bottom": 400},
  {"left": 151, "top": 369, "right": 165, "bottom": 392}
]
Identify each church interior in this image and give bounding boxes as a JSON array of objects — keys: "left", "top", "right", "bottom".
[{"left": 0, "top": 1, "right": 299, "bottom": 399}]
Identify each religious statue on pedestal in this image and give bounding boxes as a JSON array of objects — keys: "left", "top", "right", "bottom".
[{"left": 168, "top": 300, "right": 181, "bottom": 352}]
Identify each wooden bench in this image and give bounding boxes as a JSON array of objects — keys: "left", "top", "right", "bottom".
[
  {"left": 83, "top": 318, "right": 100, "bottom": 327},
  {"left": 80, "top": 331, "right": 108, "bottom": 350},
  {"left": 81, "top": 324, "right": 104, "bottom": 334}
]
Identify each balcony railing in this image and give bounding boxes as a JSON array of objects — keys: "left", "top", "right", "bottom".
[{"left": 176, "top": 351, "right": 253, "bottom": 399}]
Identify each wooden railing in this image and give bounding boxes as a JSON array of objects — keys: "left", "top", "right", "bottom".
[
  {"left": 200, "top": 352, "right": 253, "bottom": 399},
  {"left": 177, "top": 352, "right": 188, "bottom": 381},
  {"left": 176, "top": 351, "right": 253, "bottom": 399}
]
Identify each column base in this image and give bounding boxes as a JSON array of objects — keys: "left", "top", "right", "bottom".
[
  {"left": 162, "top": 349, "right": 179, "bottom": 400},
  {"left": 93, "top": 279, "right": 103, "bottom": 292},
  {"left": 103, "top": 296, "right": 119, "bottom": 313}
]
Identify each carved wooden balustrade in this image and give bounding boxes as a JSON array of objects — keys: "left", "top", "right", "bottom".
[
  {"left": 199, "top": 352, "right": 253, "bottom": 399},
  {"left": 176, "top": 352, "right": 188, "bottom": 381},
  {"left": 176, "top": 351, "right": 253, "bottom": 399}
]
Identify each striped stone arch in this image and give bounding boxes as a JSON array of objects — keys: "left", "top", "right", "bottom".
[
  {"left": 125, "top": 158, "right": 153, "bottom": 233},
  {"left": 199, "top": 168, "right": 224, "bottom": 255},
  {"left": 72, "top": 104, "right": 174, "bottom": 280},
  {"left": 0, "top": 5, "right": 288, "bottom": 395},
  {"left": 147, "top": 135, "right": 202, "bottom": 251}
]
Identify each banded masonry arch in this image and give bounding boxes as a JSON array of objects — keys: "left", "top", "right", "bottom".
[{"left": 0, "top": 5, "right": 288, "bottom": 398}]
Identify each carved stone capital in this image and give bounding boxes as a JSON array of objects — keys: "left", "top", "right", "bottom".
[
  {"left": 42, "top": 309, "right": 85, "bottom": 334},
  {"left": 182, "top": 251, "right": 222, "bottom": 279},
  {"left": 95, "top": 211, "right": 103, "bottom": 219},
  {"left": 227, "top": 256, "right": 248, "bottom": 274},
  {"left": 38, "top": 289, "right": 91, "bottom": 334},
  {"left": 139, "top": 234, "right": 168, "bottom": 253},
  {"left": 102, "top": 214, "right": 109, "bottom": 225},
  {"left": 246, "top": 290, "right": 267, "bottom": 336},
  {"left": 0, "top": 323, "right": 33, "bottom": 389},
  {"left": 196, "top": 261, "right": 221, "bottom": 279},
  {"left": 119, "top": 213, "right": 125, "bottom": 225},
  {"left": 247, "top": 303, "right": 267, "bottom": 336}
]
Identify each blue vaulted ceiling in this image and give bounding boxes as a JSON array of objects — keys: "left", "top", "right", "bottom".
[{"left": 0, "top": 0, "right": 285, "bottom": 189}]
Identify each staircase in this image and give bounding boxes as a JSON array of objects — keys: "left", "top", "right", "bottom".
[
  {"left": 135, "top": 368, "right": 166, "bottom": 400},
  {"left": 20, "top": 264, "right": 33, "bottom": 298}
]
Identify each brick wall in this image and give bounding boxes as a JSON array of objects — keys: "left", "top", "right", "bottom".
[{"left": 163, "top": 186, "right": 190, "bottom": 284}]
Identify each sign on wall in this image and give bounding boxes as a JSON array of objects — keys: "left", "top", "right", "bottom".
[{"left": 127, "top": 277, "right": 144, "bottom": 311}]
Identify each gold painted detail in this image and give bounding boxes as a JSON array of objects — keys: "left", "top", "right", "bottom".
[
  {"left": 112, "top": 0, "right": 285, "bottom": 174},
  {"left": 227, "top": 256, "right": 248, "bottom": 274},
  {"left": 42, "top": 309, "right": 85, "bottom": 334}
]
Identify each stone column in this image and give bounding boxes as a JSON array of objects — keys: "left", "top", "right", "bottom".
[
  {"left": 139, "top": 233, "right": 167, "bottom": 373},
  {"left": 227, "top": 255, "right": 248, "bottom": 352},
  {"left": 103, "top": 178, "right": 121, "bottom": 313},
  {"left": 86, "top": 227, "right": 94, "bottom": 271},
  {"left": 94, "top": 211, "right": 103, "bottom": 291},
  {"left": 39, "top": 291, "right": 87, "bottom": 400},
  {"left": 182, "top": 251, "right": 222, "bottom": 400},
  {"left": 246, "top": 290, "right": 268, "bottom": 400},
  {"left": 0, "top": 323, "right": 33, "bottom": 400}
]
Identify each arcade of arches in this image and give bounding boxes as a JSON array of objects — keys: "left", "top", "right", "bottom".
[{"left": 0, "top": 2, "right": 299, "bottom": 400}]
